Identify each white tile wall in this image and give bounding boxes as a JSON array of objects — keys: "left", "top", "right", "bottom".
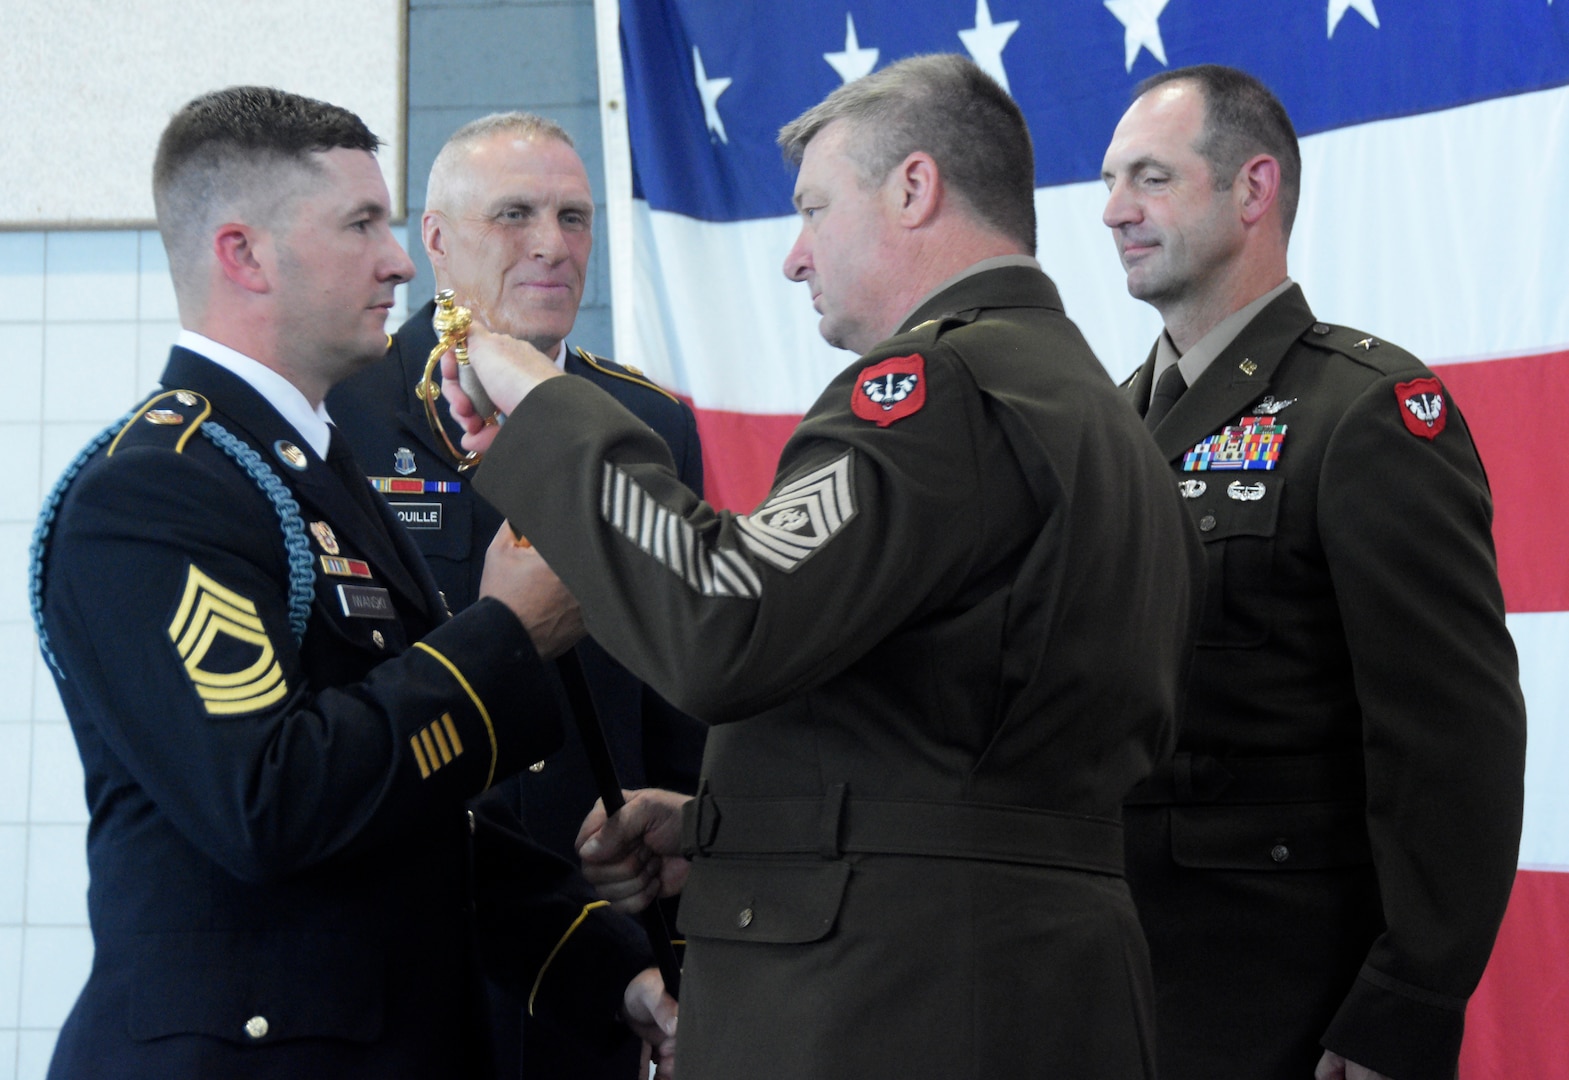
[
  {"left": 0, "top": 929, "right": 19, "bottom": 1026},
  {"left": 0, "top": 234, "right": 45, "bottom": 322},
  {"left": 0, "top": 728, "right": 28, "bottom": 819},
  {"left": 0, "top": 326, "right": 44, "bottom": 424},
  {"left": 15, "top": 1030, "right": 56, "bottom": 1080},
  {"left": 0, "top": 831, "right": 24, "bottom": 925},
  {"left": 26, "top": 727, "right": 85, "bottom": 826},
  {"left": 0, "top": 225, "right": 410, "bottom": 1069}
]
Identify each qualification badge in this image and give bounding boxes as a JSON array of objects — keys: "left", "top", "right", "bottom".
[
  {"left": 1183, "top": 417, "right": 1286, "bottom": 471},
  {"left": 310, "top": 521, "right": 341, "bottom": 555}
]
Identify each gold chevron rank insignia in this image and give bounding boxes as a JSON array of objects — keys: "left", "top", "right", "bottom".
[{"left": 168, "top": 565, "right": 288, "bottom": 716}]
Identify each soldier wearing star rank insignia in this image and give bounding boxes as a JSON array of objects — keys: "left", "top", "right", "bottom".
[
  {"left": 1102, "top": 64, "right": 1525, "bottom": 1080},
  {"left": 30, "top": 88, "right": 675, "bottom": 1080},
  {"left": 440, "top": 54, "right": 1200, "bottom": 1080},
  {"left": 327, "top": 110, "right": 706, "bottom": 1080}
]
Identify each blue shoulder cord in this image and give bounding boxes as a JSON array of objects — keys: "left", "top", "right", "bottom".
[{"left": 30, "top": 414, "right": 316, "bottom": 679}]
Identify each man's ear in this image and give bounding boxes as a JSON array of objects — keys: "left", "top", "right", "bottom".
[
  {"left": 423, "top": 210, "right": 448, "bottom": 274},
  {"left": 213, "top": 223, "right": 270, "bottom": 294},
  {"left": 1237, "top": 153, "right": 1281, "bottom": 228},
  {"left": 891, "top": 151, "right": 942, "bottom": 228}
]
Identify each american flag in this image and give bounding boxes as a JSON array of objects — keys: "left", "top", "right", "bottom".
[{"left": 595, "top": 2, "right": 1569, "bottom": 1071}]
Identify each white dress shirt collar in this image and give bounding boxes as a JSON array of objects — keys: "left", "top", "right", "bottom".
[{"left": 175, "top": 331, "right": 334, "bottom": 460}]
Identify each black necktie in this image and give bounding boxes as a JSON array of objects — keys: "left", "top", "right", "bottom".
[{"left": 1145, "top": 364, "right": 1188, "bottom": 430}]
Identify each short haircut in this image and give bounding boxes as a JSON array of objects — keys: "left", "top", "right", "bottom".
[
  {"left": 1136, "top": 64, "right": 1302, "bottom": 238},
  {"left": 778, "top": 54, "right": 1036, "bottom": 251},
  {"left": 153, "top": 86, "right": 380, "bottom": 294},
  {"left": 426, "top": 112, "right": 576, "bottom": 214}
]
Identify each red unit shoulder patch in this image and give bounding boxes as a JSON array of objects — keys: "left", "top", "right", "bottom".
[
  {"left": 852, "top": 354, "right": 926, "bottom": 427},
  {"left": 1395, "top": 377, "right": 1447, "bottom": 440}
]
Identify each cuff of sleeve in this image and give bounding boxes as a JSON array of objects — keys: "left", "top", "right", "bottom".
[
  {"left": 413, "top": 596, "right": 565, "bottom": 790},
  {"left": 528, "top": 902, "right": 655, "bottom": 1045},
  {"left": 1321, "top": 964, "right": 1467, "bottom": 1080}
]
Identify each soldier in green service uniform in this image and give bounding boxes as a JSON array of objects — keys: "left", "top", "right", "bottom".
[
  {"left": 1100, "top": 64, "right": 1526, "bottom": 1080},
  {"left": 440, "top": 54, "right": 1201, "bottom": 1080}
]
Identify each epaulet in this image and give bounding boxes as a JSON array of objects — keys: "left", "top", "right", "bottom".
[
  {"left": 901, "top": 311, "right": 979, "bottom": 344},
  {"left": 1299, "top": 321, "right": 1421, "bottom": 375},
  {"left": 105, "top": 390, "right": 213, "bottom": 457},
  {"left": 574, "top": 348, "right": 680, "bottom": 405},
  {"left": 31, "top": 391, "right": 314, "bottom": 680}
]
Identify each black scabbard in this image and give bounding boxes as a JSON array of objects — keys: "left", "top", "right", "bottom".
[{"left": 555, "top": 647, "right": 682, "bottom": 999}]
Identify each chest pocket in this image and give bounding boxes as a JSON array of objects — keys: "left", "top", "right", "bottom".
[{"left": 1185, "top": 476, "right": 1284, "bottom": 648}]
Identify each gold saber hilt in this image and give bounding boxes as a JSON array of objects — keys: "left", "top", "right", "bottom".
[{"left": 415, "top": 289, "right": 496, "bottom": 472}]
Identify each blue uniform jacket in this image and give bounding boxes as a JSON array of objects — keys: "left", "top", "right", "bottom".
[
  {"left": 328, "top": 303, "right": 706, "bottom": 1077},
  {"left": 33, "top": 347, "right": 651, "bottom": 1079}
]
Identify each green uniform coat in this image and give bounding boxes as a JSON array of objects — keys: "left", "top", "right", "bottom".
[
  {"left": 475, "top": 266, "right": 1203, "bottom": 1079},
  {"left": 1123, "top": 285, "right": 1526, "bottom": 1080}
]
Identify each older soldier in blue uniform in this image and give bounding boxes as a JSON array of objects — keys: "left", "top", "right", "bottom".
[
  {"left": 328, "top": 111, "right": 704, "bottom": 1080},
  {"left": 1102, "top": 66, "right": 1525, "bottom": 1080},
  {"left": 31, "top": 87, "right": 674, "bottom": 1080}
]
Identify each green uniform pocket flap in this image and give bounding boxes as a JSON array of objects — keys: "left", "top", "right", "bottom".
[
  {"left": 677, "top": 859, "right": 851, "bottom": 944},
  {"left": 1171, "top": 801, "right": 1372, "bottom": 871},
  {"left": 1186, "top": 476, "right": 1284, "bottom": 540}
]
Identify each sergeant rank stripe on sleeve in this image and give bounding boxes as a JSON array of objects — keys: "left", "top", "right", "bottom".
[
  {"left": 600, "top": 463, "right": 763, "bottom": 598},
  {"left": 410, "top": 713, "right": 465, "bottom": 779},
  {"left": 735, "top": 452, "right": 857, "bottom": 572},
  {"left": 167, "top": 565, "right": 288, "bottom": 716}
]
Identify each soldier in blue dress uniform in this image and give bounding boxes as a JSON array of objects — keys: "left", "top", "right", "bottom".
[
  {"left": 31, "top": 87, "right": 675, "bottom": 1080},
  {"left": 327, "top": 111, "right": 705, "bottom": 1080}
]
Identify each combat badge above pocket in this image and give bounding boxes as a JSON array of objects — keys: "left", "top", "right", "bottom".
[{"left": 677, "top": 859, "right": 851, "bottom": 944}]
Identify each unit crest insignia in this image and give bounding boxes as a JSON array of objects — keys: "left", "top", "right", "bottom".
[
  {"left": 310, "top": 521, "right": 340, "bottom": 555},
  {"left": 1395, "top": 377, "right": 1447, "bottom": 440},
  {"left": 394, "top": 447, "right": 417, "bottom": 476},
  {"left": 852, "top": 354, "right": 926, "bottom": 427}
]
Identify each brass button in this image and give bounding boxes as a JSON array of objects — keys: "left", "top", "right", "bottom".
[
  {"left": 528, "top": 761, "right": 545, "bottom": 773},
  {"left": 245, "top": 1015, "right": 269, "bottom": 1039},
  {"left": 1198, "top": 514, "right": 1217, "bottom": 533},
  {"left": 1270, "top": 843, "right": 1290, "bottom": 864},
  {"left": 737, "top": 907, "right": 754, "bottom": 929},
  {"left": 1312, "top": 323, "right": 1330, "bottom": 335},
  {"left": 372, "top": 630, "right": 385, "bottom": 649}
]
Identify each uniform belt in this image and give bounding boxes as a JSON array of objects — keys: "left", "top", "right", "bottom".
[
  {"left": 1124, "top": 751, "right": 1366, "bottom": 806},
  {"left": 680, "top": 784, "right": 1124, "bottom": 877}
]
